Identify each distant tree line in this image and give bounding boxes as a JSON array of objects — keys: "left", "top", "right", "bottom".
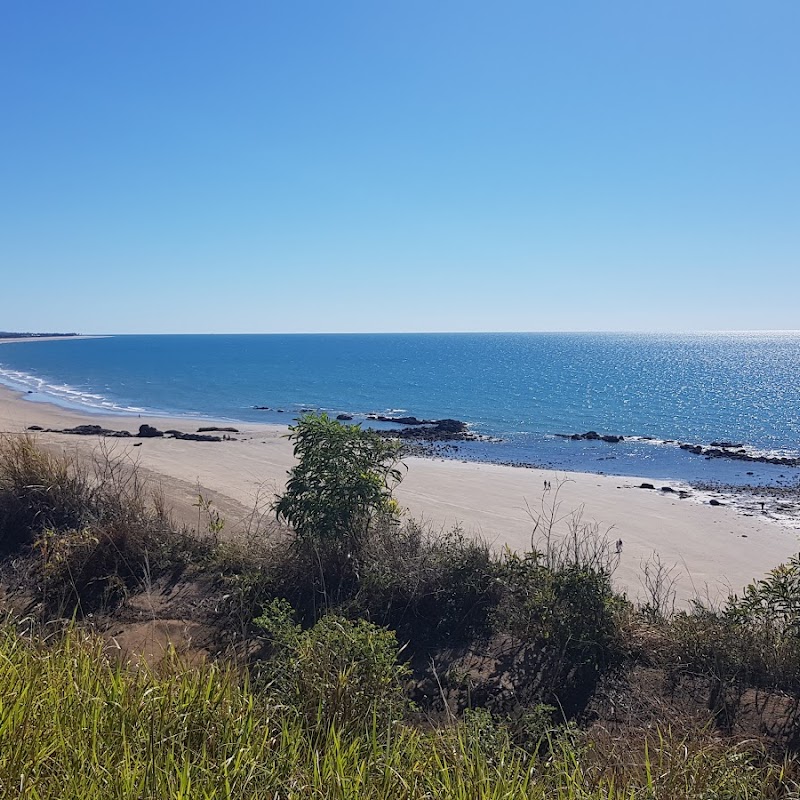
[{"left": 0, "top": 331, "right": 79, "bottom": 338}]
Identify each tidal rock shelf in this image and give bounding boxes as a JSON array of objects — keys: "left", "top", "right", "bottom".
[
  {"left": 27, "top": 424, "right": 230, "bottom": 442},
  {"left": 557, "top": 431, "right": 799, "bottom": 469}
]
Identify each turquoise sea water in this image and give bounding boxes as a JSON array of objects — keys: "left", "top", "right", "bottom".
[{"left": 1, "top": 332, "right": 799, "bottom": 487}]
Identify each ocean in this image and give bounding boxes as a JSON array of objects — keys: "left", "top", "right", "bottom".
[{"left": 1, "top": 332, "right": 799, "bottom": 487}]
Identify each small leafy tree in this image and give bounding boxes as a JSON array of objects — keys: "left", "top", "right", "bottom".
[{"left": 273, "top": 413, "right": 403, "bottom": 552}]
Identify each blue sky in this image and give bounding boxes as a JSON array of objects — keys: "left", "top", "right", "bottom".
[{"left": 1, "top": 1, "right": 798, "bottom": 333}]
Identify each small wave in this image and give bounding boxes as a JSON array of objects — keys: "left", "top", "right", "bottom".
[
  {"left": 588, "top": 433, "right": 800, "bottom": 462},
  {"left": 0, "top": 366, "right": 145, "bottom": 416}
]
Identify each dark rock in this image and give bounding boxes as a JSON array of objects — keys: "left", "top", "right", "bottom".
[
  {"left": 39, "top": 424, "right": 132, "bottom": 438},
  {"left": 368, "top": 414, "right": 436, "bottom": 426},
  {"left": 640, "top": 483, "right": 656, "bottom": 490},
  {"left": 253, "top": 406, "right": 270, "bottom": 410},
  {"left": 374, "top": 416, "right": 475, "bottom": 443},
  {"left": 661, "top": 486, "right": 675, "bottom": 493},
  {"left": 434, "top": 419, "right": 468, "bottom": 434},
  {"left": 66, "top": 425, "right": 108, "bottom": 436},
  {"left": 171, "top": 432, "right": 221, "bottom": 442},
  {"left": 567, "top": 431, "right": 623, "bottom": 443},
  {"left": 336, "top": 414, "right": 353, "bottom": 421},
  {"left": 197, "top": 427, "right": 239, "bottom": 433},
  {"left": 107, "top": 430, "right": 131, "bottom": 438},
  {"left": 709, "top": 499, "right": 723, "bottom": 506},
  {"left": 137, "top": 424, "right": 163, "bottom": 438},
  {"left": 27, "top": 425, "right": 43, "bottom": 431},
  {"left": 677, "top": 440, "right": 798, "bottom": 468}
]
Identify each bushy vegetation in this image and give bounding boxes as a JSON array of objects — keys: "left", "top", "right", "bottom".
[
  {"left": 0, "top": 623, "right": 795, "bottom": 799},
  {"left": 254, "top": 600, "right": 410, "bottom": 737},
  {"left": 274, "top": 412, "right": 402, "bottom": 550},
  {"left": 665, "top": 556, "right": 800, "bottom": 741},
  {"left": 0, "top": 435, "right": 208, "bottom": 613},
  {"left": 1, "top": 422, "right": 800, "bottom": 796}
]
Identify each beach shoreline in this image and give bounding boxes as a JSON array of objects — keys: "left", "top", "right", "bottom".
[
  {"left": 1, "top": 382, "right": 798, "bottom": 606},
  {"left": 2, "top": 333, "right": 798, "bottom": 491}
]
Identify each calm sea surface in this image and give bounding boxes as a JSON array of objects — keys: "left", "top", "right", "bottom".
[{"left": 1, "top": 333, "right": 799, "bottom": 486}]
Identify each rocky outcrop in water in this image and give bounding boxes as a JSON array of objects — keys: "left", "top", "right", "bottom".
[
  {"left": 556, "top": 431, "right": 625, "bottom": 443},
  {"left": 678, "top": 442, "right": 799, "bottom": 468},
  {"left": 367, "top": 415, "right": 437, "bottom": 426},
  {"left": 375, "top": 417, "right": 476, "bottom": 443},
  {"left": 554, "top": 430, "right": 798, "bottom": 469}
]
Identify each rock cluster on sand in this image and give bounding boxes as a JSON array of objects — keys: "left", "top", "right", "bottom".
[{"left": 28, "top": 423, "right": 224, "bottom": 442}]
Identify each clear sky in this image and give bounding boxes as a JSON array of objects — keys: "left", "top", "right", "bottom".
[{"left": 1, "top": 1, "right": 798, "bottom": 334}]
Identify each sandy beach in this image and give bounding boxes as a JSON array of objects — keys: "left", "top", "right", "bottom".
[{"left": 0, "top": 379, "right": 798, "bottom": 606}]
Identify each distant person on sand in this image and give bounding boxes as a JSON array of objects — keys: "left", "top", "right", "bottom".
[{"left": 615, "top": 538, "right": 623, "bottom": 554}]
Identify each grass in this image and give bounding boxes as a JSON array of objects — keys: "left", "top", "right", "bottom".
[
  {"left": 0, "top": 622, "right": 795, "bottom": 799},
  {"left": 1, "top": 435, "right": 799, "bottom": 796},
  {"left": 0, "top": 434, "right": 211, "bottom": 613}
]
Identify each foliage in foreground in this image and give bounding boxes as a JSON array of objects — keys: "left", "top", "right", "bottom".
[
  {"left": 0, "top": 623, "right": 795, "bottom": 799},
  {"left": 0, "top": 435, "right": 209, "bottom": 613},
  {"left": 254, "top": 600, "right": 410, "bottom": 736},
  {"left": 667, "top": 554, "right": 800, "bottom": 741}
]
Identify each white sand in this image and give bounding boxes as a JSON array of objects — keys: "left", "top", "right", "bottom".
[{"left": 0, "top": 380, "right": 797, "bottom": 606}]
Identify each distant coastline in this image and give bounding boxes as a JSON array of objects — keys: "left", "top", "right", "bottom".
[{"left": 0, "top": 331, "right": 79, "bottom": 339}]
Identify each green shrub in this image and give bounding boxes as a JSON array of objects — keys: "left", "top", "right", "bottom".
[
  {"left": 255, "top": 600, "right": 410, "bottom": 736},
  {"left": 668, "top": 555, "right": 800, "bottom": 739},
  {"left": 0, "top": 623, "right": 795, "bottom": 798},
  {"left": 356, "top": 520, "right": 501, "bottom": 646},
  {"left": 273, "top": 413, "right": 403, "bottom": 552},
  {"left": 493, "top": 552, "right": 622, "bottom": 715}
]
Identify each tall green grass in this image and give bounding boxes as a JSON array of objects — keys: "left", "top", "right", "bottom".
[{"left": 0, "top": 624, "right": 794, "bottom": 799}]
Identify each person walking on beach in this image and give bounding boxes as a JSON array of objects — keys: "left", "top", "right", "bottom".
[{"left": 615, "top": 538, "right": 623, "bottom": 554}]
